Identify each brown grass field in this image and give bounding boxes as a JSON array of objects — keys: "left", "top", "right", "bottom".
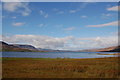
[{"left": 2, "top": 57, "right": 120, "bottom": 78}]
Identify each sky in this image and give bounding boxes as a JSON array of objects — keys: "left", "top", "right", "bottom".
[{"left": 1, "top": 2, "right": 119, "bottom": 50}]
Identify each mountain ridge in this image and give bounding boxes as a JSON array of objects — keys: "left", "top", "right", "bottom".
[
  {"left": 0, "top": 41, "right": 120, "bottom": 52},
  {"left": 79, "top": 46, "right": 120, "bottom": 52}
]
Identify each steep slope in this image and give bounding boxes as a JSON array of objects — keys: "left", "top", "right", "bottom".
[
  {"left": 106, "top": 46, "right": 120, "bottom": 52},
  {"left": 0, "top": 41, "right": 32, "bottom": 52},
  {"left": 12, "top": 44, "right": 38, "bottom": 50}
]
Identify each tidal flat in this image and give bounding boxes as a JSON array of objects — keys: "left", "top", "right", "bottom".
[{"left": 2, "top": 57, "right": 119, "bottom": 78}]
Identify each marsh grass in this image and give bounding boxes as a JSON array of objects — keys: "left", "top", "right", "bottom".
[{"left": 2, "top": 57, "right": 119, "bottom": 78}]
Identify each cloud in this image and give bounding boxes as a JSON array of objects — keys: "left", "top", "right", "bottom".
[
  {"left": 69, "top": 3, "right": 96, "bottom": 14},
  {"left": 87, "top": 21, "right": 118, "bottom": 27},
  {"left": 101, "top": 13, "right": 112, "bottom": 18},
  {"left": 12, "top": 22, "right": 25, "bottom": 26},
  {"left": 44, "top": 14, "right": 48, "bottom": 18},
  {"left": 69, "top": 9, "right": 78, "bottom": 13},
  {"left": 107, "top": 6, "right": 120, "bottom": 11},
  {"left": 0, "top": 4, "right": 1, "bottom": 10},
  {"left": 2, "top": 0, "right": 22, "bottom": 2},
  {"left": 78, "top": 36, "right": 118, "bottom": 49},
  {"left": 81, "top": 15, "right": 87, "bottom": 18},
  {"left": 53, "top": 8, "right": 64, "bottom": 14},
  {"left": 11, "top": 16, "right": 17, "bottom": 19},
  {"left": 55, "top": 24, "right": 63, "bottom": 28},
  {"left": 3, "top": 2, "right": 31, "bottom": 16},
  {"left": 2, "top": 34, "right": 118, "bottom": 50},
  {"left": 2, "top": 16, "right": 6, "bottom": 19},
  {"left": 103, "top": 13, "right": 112, "bottom": 17},
  {"left": 39, "top": 10, "right": 43, "bottom": 14},
  {"left": 3, "top": 2, "right": 21, "bottom": 12},
  {"left": 39, "top": 10, "right": 48, "bottom": 18},
  {"left": 80, "top": 2, "right": 89, "bottom": 9},
  {"left": 79, "top": 2, "right": 96, "bottom": 10},
  {"left": 2, "top": 35, "right": 73, "bottom": 50},
  {"left": 101, "top": 13, "right": 116, "bottom": 19},
  {"left": 57, "top": 11, "right": 64, "bottom": 14},
  {"left": 64, "top": 27, "right": 75, "bottom": 31},
  {"left": 39, "top": 24, "right": 46, "bottom": 27},
  {"left": 53, "top": 8, "right": 58, "bottom": 11}
]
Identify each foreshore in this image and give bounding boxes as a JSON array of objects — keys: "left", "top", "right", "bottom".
[{"left": 2, "top": 57, "right": 119, "bottom": 78}]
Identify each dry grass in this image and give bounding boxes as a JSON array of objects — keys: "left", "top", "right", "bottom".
[{"left": 2, "top": 57, "right": 119, "bottom": 78}]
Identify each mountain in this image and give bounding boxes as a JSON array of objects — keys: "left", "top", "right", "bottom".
[
  {"left": 12, "top": 44, "right": 38, "bottom": 51},
  {"left": 0, "top": 41, "right": 32, "bottom": 52},
  {"left": 0, "top": 41, "right": 48, "bottom": 52},
  {"left": 0, "top": 41, "right": 73, "bottom": 52},
  {"left": 38, "top": 48, "right": 60, "bottom": 52},
  {"left": 38, "top": 48, "right": 75, "bottom": 52},
  {"left": 79, "top": 46, "right": 120, "bottom": 52},
  {"left": 105, "top": 46, "right": 120, "bottom": 52},
  {"left": 1, "top": 41, "right": 120, "bottom": 52}
]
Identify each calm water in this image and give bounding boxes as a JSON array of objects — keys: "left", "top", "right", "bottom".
[{"left": 1, "top": 52, "right": 118, "bottom": 58}]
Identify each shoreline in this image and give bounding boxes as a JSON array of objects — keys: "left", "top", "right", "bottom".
[
  {"left": 1, "top": 56, "right": 119, "bottom": 60},
  {"left": 96, "top": 53, "right": 120, "bottom": 55}
]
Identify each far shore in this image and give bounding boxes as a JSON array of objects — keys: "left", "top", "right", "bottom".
[{"left": 97, "top": 53, "right": 120, "bottom": 55}]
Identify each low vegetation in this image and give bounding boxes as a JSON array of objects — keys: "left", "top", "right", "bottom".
[{"left": 2, "top": 57, "right": 119, "bottom": 78}]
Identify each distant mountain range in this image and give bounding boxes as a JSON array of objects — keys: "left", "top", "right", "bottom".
[
  {"left": 0, "top": 41, "right": 120, "bottom": 52},
  {"left": 0, "top": 41, "right": 46, "bottom": 52},
  {"left": 12, "top": 44, "right": 38, "bottom": 51},
  {"left": 78, "top": 46, "right": 120, "bottom": 52},
  {"left": 0, "top": 41, "right": 71, "bottom": 52}
]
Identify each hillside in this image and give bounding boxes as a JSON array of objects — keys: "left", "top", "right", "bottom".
[
  {"left": 1, "top": 41, "right": 120, "bottom": 52},
  {"left": 80, "top": 46, "right": 120, "bottom": 52},
  {"left": 0, "top": 41, "right": 32, "bottom": 52},
  {"left": 12, "top": 44, "right": 38, "bottom": 51}
]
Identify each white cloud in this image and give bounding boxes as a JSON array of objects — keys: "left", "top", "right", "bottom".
[
  {"left": 81, "top": 15, "right": 87, "bottom": 18},
  {"left": 101, "top": 13, "right": 115, "bottom": 19},
  {"left": 101, "top": 13, "right": 113, "bottom": 19},
  {"left": 102, "top": 13, "right": 112, "bottom": 17},
  {"left": 39, "top": 10, "right": 44, "bottom": 15},
  {"left": 80, "top": 2, "right": 89, "bottom": 9},
  {"left": 2, "top": 34, "right": 118, "bottom": 50},
  {"left": 64, "top": 27, "right": 75, "bottom": 31},
  {"left": 39, "top": 24, "right": 46, "bottom": 27},
  {"left": 2, "top": 35, "right": 73, "bottom": 50},
  {"left": 44, "top": 14, "right": 48, "bottom": 18},
  {"left": 69, "top": 3, "right": 96, "bottom": 14},
  {"left": 69, "top": 10, "right": 78, "bottom": 13},
  {"left": 2, "top": 0, "right": 22, "bottom": 2},
  {"left": 53, "top": 8, "right": 64, "bottom": 15},
  {"left": 39, "top": 10, "right": 48, "bottom": 18},
  {"left": 3, "top": 2, "right": 21, "bottom": 12},
  {"left": 0, "top": 4, "right": 2, "bottom": 10},
  {"left": 107, "top": 6, "right": 120, "bottom": 11},
  {"left": 53, "top": 8, "right": 58, "bottom": 11},
  {"left": 12, "top": 22, "right": 25, "bottom": 26},
  {"left": 87, "top": 21, "right": 118, "bottom": 27},
  {"left": 11, "top": 16, "right": 17, "bottom": 19},
  {"left": 55, "top": 24, "right": 63, "bottom": 28},
  {"left": 57, "top": 11, "right": 64, "bottom": 14},
  {"left": 2, "top": 16, "right": 6, "bottom": 18},
  {"left": 1, "top": 0, "right": 120, "bottom": 2},
  {"left": 3, "top": 2, "right": 31, "bottom": 16}
]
